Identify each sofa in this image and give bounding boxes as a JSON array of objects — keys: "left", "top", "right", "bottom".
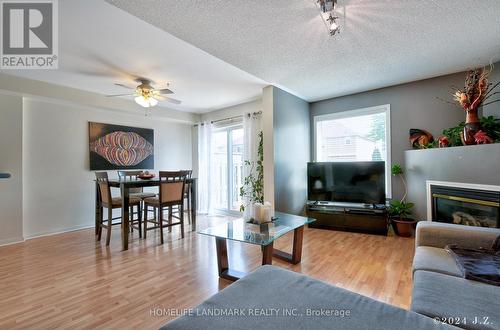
[
  {"left": 411, "top": 221, "right": 500, "bottom": 330},
  {"left": 162, "top": 265, "right": 454, "bottom": 330}
]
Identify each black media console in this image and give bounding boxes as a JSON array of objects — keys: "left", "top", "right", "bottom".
[{"left": 306, "top": 201, "right": 388, "bottom": 235}]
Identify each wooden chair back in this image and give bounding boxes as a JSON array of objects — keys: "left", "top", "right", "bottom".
[
  {"left": 181, "top": 170, "right": 193, "bottom": 194},
  {"left": 158, "top": 171, "right": 187, "bottom": 205},
  {"left": 182, "top": 170, "right": 193, "bottom": 179},
  {"left": 117, "top": 170, "right": 143, "bottom": 193},
  {"left": 95, "top": 172, "right": 112, "bottom": 206}
]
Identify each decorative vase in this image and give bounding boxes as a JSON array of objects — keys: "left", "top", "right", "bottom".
[{"left": 462, "top": 108, "right": 481, "bottom": 145}]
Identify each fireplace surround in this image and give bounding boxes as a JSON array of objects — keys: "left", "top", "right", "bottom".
[{"left": 426, "top": 181, "right": 500, "bottom": 228}]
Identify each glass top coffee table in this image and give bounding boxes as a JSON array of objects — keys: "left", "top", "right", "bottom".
[{"left": 198, "top": 212, "right": 315, "bottom": 281}]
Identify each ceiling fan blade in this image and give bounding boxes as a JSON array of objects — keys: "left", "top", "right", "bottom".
[
  {"left": 164, "top": 97, "right": 181, "bottom": 105},
  {"left": 157, "top": 88, "right": 174, "bottom": 95},
  {"left": 106, "top": 93, "right": 136, "bottom": 97},
  {"left": 70, "top": 69, "right": 116, "bottom": 78},
  {"left": 155, "top": 94, "right": 181, "bottom": 104},
  {"left": 114, "top": 83, "right": 136, "bottom": 90}
]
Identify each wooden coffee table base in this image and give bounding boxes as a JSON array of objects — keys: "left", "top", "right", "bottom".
[
  {"left": 215, "top": 226, "right": 305, "bottom": 281},
  {"left": 272, "top": 226, "right": 304, "bottom": 264}
]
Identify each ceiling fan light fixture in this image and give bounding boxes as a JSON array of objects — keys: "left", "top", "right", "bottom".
[
  {"left": 149, "top": 97, "right": 158, "bottom": 107},
  {"left": 108, "top": 77, "right": 178, "bottom": 109},
  {"left": 135, "top": 95, "right": 158, "bottom": 108}
]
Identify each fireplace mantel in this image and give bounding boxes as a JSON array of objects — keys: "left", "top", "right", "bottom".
[{"left": 405, "top": 143, "right": 500, "bottom": 221}]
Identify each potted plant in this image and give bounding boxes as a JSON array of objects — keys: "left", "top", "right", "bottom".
[
  {"left": 388, "top": 164, "right": 416, "bottom": 237},
  {"left": 239, "top": 131, "right": 264, "bottom": 219}
]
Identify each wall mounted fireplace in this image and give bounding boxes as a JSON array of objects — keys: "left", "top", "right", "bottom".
[{"left": 427, "top": 181, "right": 500, "bottom": 228}]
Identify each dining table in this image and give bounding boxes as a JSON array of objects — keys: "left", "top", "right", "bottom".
[{"left": 95, "top": 177, "right": 197, "bottom": 250}]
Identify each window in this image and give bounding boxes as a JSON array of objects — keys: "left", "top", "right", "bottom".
[
  {"left": 314, "top": 104, "right": 391, "bottom": 197},
  {"left": 211, "top": 125, "right": 244, "bottom": 212}
]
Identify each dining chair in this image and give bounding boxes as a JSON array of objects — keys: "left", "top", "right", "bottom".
[
  {"left": 95, "top": 172, "right": 142, "bottom": 245},
  {"left": 166, "top": 170, "right": 192, "bottom": 231},
  {"left": 182, "top": 170, "right": 193, "bottom": 224},
  {"left": 117, "top": 170, "right": 157, "bottom": 233},
  {"left": 143, "top": 171, "right": 187, "bottom": 244},
  {"left": 117, "top": 170, "right": 157, "bottom": 199}
]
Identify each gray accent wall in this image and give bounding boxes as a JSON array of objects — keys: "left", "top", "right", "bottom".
[
  {"left": 273, "top": 87, "right": 310, "bottom": 215},
  {"left": 310, "top": 71, "right": 481, "bottom": 201},
  {"left": 310, "top": 64, "right": 500, "bottom": 216},
  {"left": 405, "top": 144, "right": 500, "bottom": 220}
]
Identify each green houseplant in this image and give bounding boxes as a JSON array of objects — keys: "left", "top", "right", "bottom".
[
  {"left": 239, "top": 131, "right": 264, "bottom": 213},
  {"left": 388, "top": 164, "right": 416, "bottom": 237}
]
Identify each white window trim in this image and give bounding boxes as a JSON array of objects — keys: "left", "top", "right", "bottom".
[{"left": 313, "top": 104, "right": 392, "bottom": 199}]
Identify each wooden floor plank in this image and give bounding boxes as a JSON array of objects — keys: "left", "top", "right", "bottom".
[{"left": 0, "top": 215, "right": 414, "bottom": 329}]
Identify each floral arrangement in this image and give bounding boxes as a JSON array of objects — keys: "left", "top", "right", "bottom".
[
  {"left": 453, "top": 67, "right": 500, "bottom": 112},
  {"left": 418, "top": 66, "right": 500, "bottom": 149},
  {"left": 450, "top": 67, "right": 500, "bottom": 145}
]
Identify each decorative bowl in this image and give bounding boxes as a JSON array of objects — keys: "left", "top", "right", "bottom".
[{"left": 138, "top": 173, "right": 155, "bottom": 180}]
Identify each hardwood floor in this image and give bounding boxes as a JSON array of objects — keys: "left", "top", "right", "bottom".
[{"left": 0, "top": 215, "right": 415, "bottom": 330}]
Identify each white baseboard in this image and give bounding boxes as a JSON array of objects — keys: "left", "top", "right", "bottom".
[
  {"left": 24, "top": 223, "right": 94, "bottom": 240},
  {"left": 0, "top": 236, "right": 25, "bottom": 247}
]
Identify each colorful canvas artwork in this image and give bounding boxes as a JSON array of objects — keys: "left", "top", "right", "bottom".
[{"left": 89, "top": 122, "right": 154, "bottom": 170}]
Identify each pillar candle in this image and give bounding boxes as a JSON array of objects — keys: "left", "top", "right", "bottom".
[
  {"left": 261, "top": 206, "right": 271, "bottom": 223},
  {"left": 253, "top": 203, "right": 263, "bottom": 222}
]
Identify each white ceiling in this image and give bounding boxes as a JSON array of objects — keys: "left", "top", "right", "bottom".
[
  {"left": 106, "top": 0, "right": 500, "bottom": 102},
  {"left": 3, "top": 1, "right": 500, "bottom": 114},
  {"left": 0, "top": 0, "right": 267, "bottom": 113}
]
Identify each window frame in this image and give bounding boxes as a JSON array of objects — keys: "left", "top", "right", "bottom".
[{"left": 313, "top": 104, "right": 392, "bottom": 198}]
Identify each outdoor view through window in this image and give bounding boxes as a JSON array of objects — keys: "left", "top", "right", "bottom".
[
  {"left": 212, "top": 127, "right": 244, "bottom": 212},
  {"left": 316, "top": 112, "right": 386, "bottom": 162},
  {"left": 315, "top": 107, "right": 390, "bottom": 195}
]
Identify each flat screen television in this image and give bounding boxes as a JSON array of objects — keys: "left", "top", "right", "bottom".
[{"left": 307, "top": 161, "right": 386, "bottom": 204}]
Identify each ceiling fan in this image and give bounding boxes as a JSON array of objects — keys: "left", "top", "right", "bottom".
[{"left": 107, "top": 78, "right": 181, "bottom": 108}]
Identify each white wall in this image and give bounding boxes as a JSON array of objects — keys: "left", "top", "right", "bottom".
[
  {"left": 0, "top": 94, "right": 24, "bottom": 245},
  {"left": 22, "top": 98, "right": 193, "bottom": 238},
  {"left": 200, "top": 99, "right": 261, "bottom": 122}
]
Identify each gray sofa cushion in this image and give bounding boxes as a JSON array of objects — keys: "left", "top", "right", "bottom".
[
  {"left": 413, "top": 246, "right": 462, "bottom": 277},
  {"left": 412, "top": 270, "right": 500, "bottom": 330},
  {"left": 415, "top": 222, "right": 500, "bottom": 250},
  {"left": 162, "top": 265, "right": 454, "bottom": 330}
]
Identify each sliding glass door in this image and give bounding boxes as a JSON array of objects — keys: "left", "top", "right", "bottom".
[{"left": 212, "top": 125, "right": 244, "bottom": 213}]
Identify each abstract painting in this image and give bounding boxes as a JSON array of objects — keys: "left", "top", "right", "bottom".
[{"left": 89, "top": 122, "right": 154, "bottom": 170}]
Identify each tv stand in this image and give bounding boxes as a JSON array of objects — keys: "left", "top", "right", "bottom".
[{"left": 306, "top": 201, "right": 388, "bottom": 235}]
